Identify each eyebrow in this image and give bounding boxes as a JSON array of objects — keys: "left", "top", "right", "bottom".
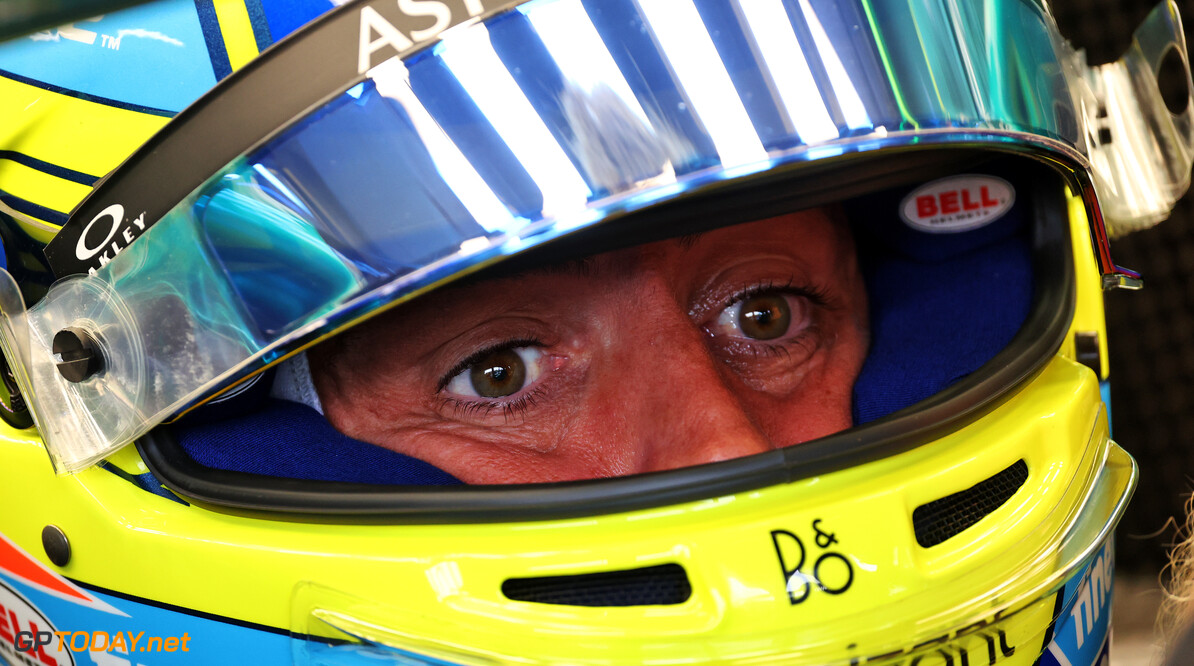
[
  {"left": 534, "top": 256, "right": 598, "bottom": 277},
  {"left": 445, "top": 255, "right": 596, "bottom": 292},
  {"left": 452, "top": 230, "right": 708, "bottom": 288},
  {"left": 529, "top": 232, "right": 705, "bottom": 275}
]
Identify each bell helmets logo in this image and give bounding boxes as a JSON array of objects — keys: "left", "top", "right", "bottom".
[{"left": 899, "top": 175, "right": 1015, "bottom": 233}]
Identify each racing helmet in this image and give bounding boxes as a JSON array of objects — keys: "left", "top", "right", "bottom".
[{"left": 0, "top": 0, "right": 1191, "bottom": 664}]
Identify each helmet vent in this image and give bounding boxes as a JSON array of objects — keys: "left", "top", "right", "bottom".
[
  {"left": 501, "top": 563, "right": 691, "bottom": 607},
  {"left": 912, "top": 459, "right": 1028, "bottom": 548}
]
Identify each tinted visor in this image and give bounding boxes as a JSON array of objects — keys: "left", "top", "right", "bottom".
[{"left": 3, "top": 0, "right": 1190, "bottom": 472}]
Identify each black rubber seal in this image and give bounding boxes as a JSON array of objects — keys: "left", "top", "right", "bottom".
[{"left": 138, "top": 151, "right": 1076, "bottom": 524}]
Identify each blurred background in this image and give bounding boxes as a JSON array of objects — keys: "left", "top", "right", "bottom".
[{"left": 1053, "top": 1, "right": 1194, "bottom": 662}]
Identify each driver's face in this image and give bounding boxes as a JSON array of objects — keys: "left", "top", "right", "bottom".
[{"left": 311, "top": 209, "right": 868, "bottom": 484}]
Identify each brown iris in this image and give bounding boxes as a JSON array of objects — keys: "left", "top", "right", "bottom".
[
  {"left": 469, "top": 348, "right": 528, "bottom": 398},
  {"left": 738, "top": 292, "right": 791, "bottom": 340}
]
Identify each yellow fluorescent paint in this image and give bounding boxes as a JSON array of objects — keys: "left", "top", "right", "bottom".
[
  {"left": 0, "top": 199, "right": 59, "bottom": 243},
  {"left": 213, "top": 0, "right": 261, "bottom": 71},
  {"left": 0, "top": 350, "right": 1129, "bottom": 664},
  {"left": 0, "top": 77, "right": 170, "bottom": 237},
  {"left": 0, "top": 78, "right": 169, "bottom": 180},
  {"left": 0, "top": 160, "right": 92, "bottom": 216}
]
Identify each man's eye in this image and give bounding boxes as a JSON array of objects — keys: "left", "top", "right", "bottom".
[
  {"left": 445, "top": 347, "right": 544, "bottom": 398},
  {"left": 712, "top": 290, "right": 809, "bottom": 341}
]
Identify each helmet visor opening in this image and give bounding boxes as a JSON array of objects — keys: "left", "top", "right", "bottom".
[{"left": 136, "top": 151, "right": 1075, "bottom": 519}]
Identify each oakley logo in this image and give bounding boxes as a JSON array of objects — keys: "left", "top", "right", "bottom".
[
  {"left": 75, "top": 204, "right": 147, "bottom": 275},
  {"left": 358, "top": 0, "right": 489, "bottom": 74},
  {"left": 899, "top": 175, "right": 1015, "bottom": 233}
]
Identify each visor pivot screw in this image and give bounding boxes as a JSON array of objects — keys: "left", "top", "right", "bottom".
[
  {"left": 53, "top": 327, "right": 101, "bottom": 383},
  {"left": 41, "top": 525, "right": 70, "bottom": 567}
]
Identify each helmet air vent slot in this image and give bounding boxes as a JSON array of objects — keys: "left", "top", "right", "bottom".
[
  {"left": 501, "top": 563, "right": 691, "bottom": 607},
  {"left": 911, "top": 459, "right": 1028, "bottom": 548}
]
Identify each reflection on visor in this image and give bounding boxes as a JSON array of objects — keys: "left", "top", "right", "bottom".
[{"left": 3, "top": 0, "right": 1191, "bottom": 472}]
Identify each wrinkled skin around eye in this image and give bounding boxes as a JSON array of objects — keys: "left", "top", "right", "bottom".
[
  {"left": 442, "top": 292, "right": 808, "bottom": 407},
  {"left": 310, "top": 210, "right": 869, "bottom": 484}
]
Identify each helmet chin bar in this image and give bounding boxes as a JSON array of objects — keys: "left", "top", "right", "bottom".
[{"left": 281, "top": 416, "right": 1134, "bottom": 665}]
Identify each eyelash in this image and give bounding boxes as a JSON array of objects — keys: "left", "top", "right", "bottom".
[
  {"left": 435, "top": 280, "right": 831, "bottom": 420},
  {"left": 724, "top": 278, "right": 831, "bottom": 312},
  {"left": 711, "top": 279, "right": 829, "bottom": 362},
  {"left": 436, "top": 337, "right": 546, "bottom": 421},
  {"left": 438, "top": 385, "right": 549, "bottom": 422},
  {"left": 436, "top": 337, "right": 541, "bottom": 392}
]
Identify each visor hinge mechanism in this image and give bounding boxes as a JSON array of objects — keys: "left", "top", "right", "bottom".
[{"left": 53, "top": 327, "right": 102, "bottom": 383}]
